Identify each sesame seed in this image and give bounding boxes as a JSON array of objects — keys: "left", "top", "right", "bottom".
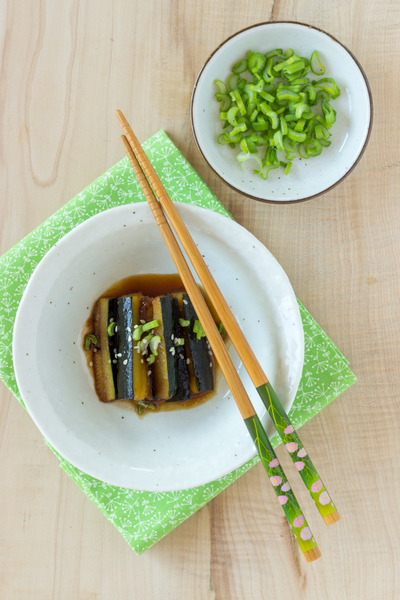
[
  {"left": 186, "top": 358, "right": 190, "bottom": 365},
  {"left": 93, "top": 348, "right": 97, "bottom": 352},
  {"left": 113, "top": 359, "right": 117, "bottom": 364},
  {"left": 171, "top": 334, "right": 174, "bottom": 340},
  {"left": 117, "top": 353, "right": 122, "bottom": 358},
  {"left": 115, "top": 326, "right": 118, "bottom": 332},
  {"left": 147, "top": 370, "right": 151, "bottom": 376},
  {"left": 123, "top": 359, "right": 128, "bottom": 365},
  {"left": 134, "top": 324, "right": 138, "bottom": 329},
  {"left": 140, "top": 319, "right": 146, "bottom": 324},
  {"left": 179, "top": 354, "right": 184, "bottom": 360},
  {"left": 209, "top": 362, "right": 212, "bottom": 367},
  {"left": 169, "top": 347, "right": 175, "bottom": 355},
  {"left": 141, "top": 359, "right": 144, "bottom": 363},
  {"left": 127, "top": 327, "right": 132, "bottom": 332},
  {"left": 183, "top": 299, "right": 188, "bottom": 305},
  {"left": 128, "top": 335, "right": 132, "bottom": 342},
  {"left": 89, "top": 361, "right": 93, "bottom": 367}
]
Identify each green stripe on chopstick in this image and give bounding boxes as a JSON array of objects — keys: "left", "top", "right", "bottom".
[
  {"left": 245, "top": 414, "right": 319, "bottom": 555},
  {"left": 257, "top": 383, "right": 338, "bottom": 521}
]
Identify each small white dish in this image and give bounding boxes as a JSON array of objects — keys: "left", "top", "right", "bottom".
[
  {"left": 191, "top": 21, "right": 373, "bottom": 203},
  {"left": 13, "top": 203, "right": 304, "bottom": 491}
]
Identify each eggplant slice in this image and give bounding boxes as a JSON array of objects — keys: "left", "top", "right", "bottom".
[
  {"left": 133, "top": 296, "right": 154, "bottom": 401},
  {"left": 152, "top": 296, "right": 178, "bottom": 400},
  {"left": 167, "top": 297, "right": 191, "bottom": 402},
  {"left": 113, "top": 296, "right": 134, "bottom": 400},
  {"left": 181, "top": 293, "right": 214, "bottom": 393},
  {"left": 92, "top": 298, "right": 116, "bottom": 402}
]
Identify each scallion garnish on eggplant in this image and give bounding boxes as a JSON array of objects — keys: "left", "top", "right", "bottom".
[{"left": 85, "top": 288, "right": 221, "bottom": 414}]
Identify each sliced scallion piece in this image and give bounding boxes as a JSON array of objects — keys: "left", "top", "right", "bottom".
[
  {"left": 310, "top": 51, "right": 325, "bottom": 75},
  {"left": 107, "top": 322, "right": 116, "bottom": 336},
  {"left": 193, "top": 320, "right": 206, "bottom": 340},
  {"left": 84, "top": 334, "right": 98, "bottom": 351}
]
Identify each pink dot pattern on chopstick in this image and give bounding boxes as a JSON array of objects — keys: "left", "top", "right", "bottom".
[
  {"left": 293, "top": 515, "right": 305, "bottom": 528},
  {"left": 285, "top": 442, "right": 298, "bottom": 453},
  {"left": 319, "top": 492, "right": 331, "bottom": 505},
  {"left": 311, "top": 480, "right": 322, "bottom": 493},
  {"left": 270, "top": 476, "right": 282, "bottom": 486}
]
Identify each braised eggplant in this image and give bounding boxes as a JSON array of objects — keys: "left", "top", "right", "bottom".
[
  {"left": 92, "top": 298, "right": 116, "bottom": 402},
  {"left": 167, "top": 297, "right": 191, "bottom": 402},
  {"left": 152, "top": 296, "right": 178, "bottom": 400},
  {"left": 133, "top": 296, "right": 153, "bottom": 401},
  {"left": 88, "top": 280, "right": 220, "bottom": 412},
  {"left": 181, "top": 293, "right": 214, "bottom": 393}
]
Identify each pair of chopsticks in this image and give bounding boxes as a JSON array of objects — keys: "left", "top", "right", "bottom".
[{"left": 117, "top": 110, "right": 339, "bottom": 562}]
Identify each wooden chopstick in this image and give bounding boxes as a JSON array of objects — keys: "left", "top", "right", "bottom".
[
  {"left": 117, "top": 110, "right": 340, "bottom": 528},
  {"left": 119, "top": 128, "right": 321, "bottom": 563}
]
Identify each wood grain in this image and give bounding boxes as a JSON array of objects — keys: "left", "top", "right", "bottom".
[{"left": 1, "top": 1, "right": 400, "bottom": 598}]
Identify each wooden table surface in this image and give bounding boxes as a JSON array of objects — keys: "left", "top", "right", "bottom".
[{"left": 1, "top": 1, "right": 399, "bottom": 598}]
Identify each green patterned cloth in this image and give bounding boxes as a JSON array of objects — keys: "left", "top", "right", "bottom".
[{"left": 0, "top": 131, "right": 356, "bottom": 554}]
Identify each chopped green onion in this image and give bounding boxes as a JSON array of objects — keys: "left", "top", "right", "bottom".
[
  {"left": 174, "top": 338, "right": 185, "bottom": 346},
  {"left": 284, "top": 161, "right": 292, "bottom": 175},
  {"left": 107, "top": 322, "right": 116, "bottom": 336},
  {"left": 142, "top": 320, "right": 159, "bottom": 332},
  {"left": 133, "top": 325, "right": 143, "bottom": 340},
  {"left": 310, "top": 51, "right": 325, "bottom": 75},
  {"left": 138, "top": 400, "right": 157, "bottom": 411},
  {"left": 146, "top": 354, "right": 155, "bottom": 365},
  {"left": 179, "top": 318, "right": 190, "bottom": 327},
  {"left": 193, "top": 320, "right": 206, "bottom": 340},
  {"left": 84, "top": 334, "right": 98, "bottom": 351},
  {"left": 232, "top": 58, "right": 248, "bottom": 74},
  {"left": 140, "top": 334, "right": 153, "bottom": 353},
  {"left": 149, "top": 335, "right": 161, "bottom": 356},
  {"left": 313, "top": 77, "right": 341, "bottom": 99},
  {"left": 214, "top": 79, "right": 228, "bottom": 94},
  {"left": 214, "top": 47, "right": 340, "bottom": 179}
]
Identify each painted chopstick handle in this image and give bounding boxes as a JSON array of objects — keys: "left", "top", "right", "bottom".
[
  {"left": 245, "top": 414, "right": 321, "bottom": 562},
  {"left": 257, "top": 382, "right": 340, "bottom": 525}
]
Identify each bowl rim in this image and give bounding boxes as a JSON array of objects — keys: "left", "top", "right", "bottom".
[{"left": 190, "top": 20, "right": 374, "bottom": 205}]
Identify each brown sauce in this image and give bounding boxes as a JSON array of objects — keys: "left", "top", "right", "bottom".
[{"left": 83, "top": 274, "right": 225, "bottom": 416}]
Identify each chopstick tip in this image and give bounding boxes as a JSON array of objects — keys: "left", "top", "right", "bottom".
[
  {"left": 323, "top": 510, "right": 341, "bottom": 525},
  {"left": 116, "top": 109, "right": 126, "bottom": 125},
  {"left": 303, "top": 546, "right": 322, "bottom": 562}
]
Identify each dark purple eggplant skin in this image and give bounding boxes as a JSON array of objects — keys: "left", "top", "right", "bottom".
[
  {"left": 107, "top": 297, "right": 134, "bottom": 400},
  {"left": 166, "top": 297, "right": 191, "bottom": 403},
  {"left": 182, "top": 293, "right": 214, "bottom": 393}
]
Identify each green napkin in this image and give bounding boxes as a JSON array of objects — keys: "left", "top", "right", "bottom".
[{"left": 0, "top": 131, "right": 356, "bottom": 554}]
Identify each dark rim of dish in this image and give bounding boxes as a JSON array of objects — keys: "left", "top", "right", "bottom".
[{"left": 190, "top": 20, "right": 374, "bottom": 205}]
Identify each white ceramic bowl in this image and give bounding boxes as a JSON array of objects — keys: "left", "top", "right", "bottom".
[
  {"left": 191, "top": 21, "right": 373, "bottom": 203},
  {"left": 13, "top": 203, "right": 304, "bottom": 491}
]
